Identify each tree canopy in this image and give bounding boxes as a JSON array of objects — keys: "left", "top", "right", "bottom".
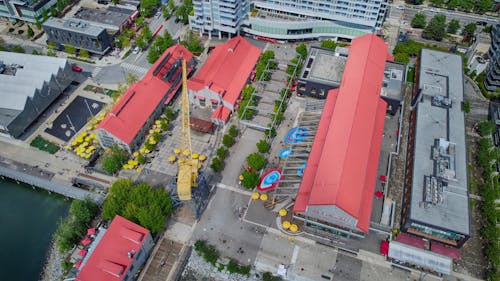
[
  {"left": 147, "top": 30, "right": 175, "bottom": 63},
  {"left": 102, "top": 144, "right": 128, "bottom": 174},
  {"left": 447, "top": 19, "right": 460, "bottom": 34},
  {"left": 320, "top": 39, "right": 337, "bottom": 50},
  {"left": 411, "top": 12, "right": 426, "bottom": 28},
  {"left": 295, "top": 43, "right": 307, "bottom": 60},
  {"left": 461, "top": 23, "right": 477, "bottom": 44},
  {"left": 241, "top": 170, "right": 259, "bottom": 190},
  {"left": 139, "top": 0, "right": 160, "bottom": 17},
  {"left": 175, "top": 0, "right": 193, "bottom": 24},
  {"left": 422, "top": 14, "right": 447, "bottom": 41},
  {"left": 181, "top": 30, "right": 204, "bottom": 54},
  {"left": 246, "top": 152, "right": 266, "bottom": 171},
  {"left": 102, "top": 179, "right": 173, "bottom": 234},
  {"left": 256, "top": 140, "right": 270, "bottom": 153}
]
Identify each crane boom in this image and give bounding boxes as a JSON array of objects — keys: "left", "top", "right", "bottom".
[{"left": 177, "top": 59, "right": 198, "bottom": 201}]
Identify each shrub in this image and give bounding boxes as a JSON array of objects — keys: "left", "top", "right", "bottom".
[
  {"left": 256, "top": 140, "right": 270, "bottom": 153},
  {"left": 228, "top": 125, "right": 239, "bottom": 137},
  {"left": 263, "top": 272, "right": 283, "bottom": 281},
  {"left": 194, "top": 240, "right": 220, "bottom": 266},
  {"left": 101, "top": 144, "right": 128, "bottom": 174},
  {"left": 222, "top": 134, "right": 235, "bottom": 148},
  {"left": 216, "top": 147, "right": 228, "bottom": 159},
  {"left": 477, "top": 120, "right": 496, "bottom": 136},
  {"left": 8, "top": 28, "right": 14, "bottom": 32},
  {"left": 246, "top": 152, "right": 266, "bottom": 171},
  {"left": 226, "top": 259, "right": 251, "bottom": 276},
  {"left": 17, "top": 29, "right": 24, "bottom": 35},
  {"left": 211, "top": 157, "right": 223, "bottom": 172},
  {"left": 241, "top": 170, "right": 259, "bottom": 190}
]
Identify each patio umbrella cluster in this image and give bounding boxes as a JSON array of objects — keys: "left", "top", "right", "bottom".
[
  {"left": 73, "top": 227, "right": 96, "bottom": 270},
  {"left": 66, "top": 131, "right": 99, "bottom": 159}
]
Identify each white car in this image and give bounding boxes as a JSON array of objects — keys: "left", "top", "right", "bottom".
[{"left": 132, "top": 47, "right": 141, "bottom": 54}]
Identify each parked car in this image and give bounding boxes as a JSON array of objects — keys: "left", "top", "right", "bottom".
[
  {"left": 71, "top": 64, "right": 82, "bottom": 72},
  {"left": 132, "top": 47, "right": 141, "bottom": 54}
]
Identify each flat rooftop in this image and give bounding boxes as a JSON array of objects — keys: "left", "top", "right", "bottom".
[
  {"left": 380, "top": 61, "right": 405, "bottom": 101},
  {"left": 73, "top": 7, "right": 133, "bottom": 30},
  {"left": 410, "top": 49, "right": 469, "bottom": 235},
  {"left": 43, "top": 18, "right": 104, "bottom": 37},
  {"left": 300, "top": 46, "right": 347, "bottom": 86}
]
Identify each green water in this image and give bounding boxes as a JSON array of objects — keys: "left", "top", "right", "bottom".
[{"left": 0, "top": 179, "right": 71, "bottom": 281}]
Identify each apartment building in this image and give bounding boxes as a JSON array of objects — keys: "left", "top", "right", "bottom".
[
  {"left": 485, "top": 24, "right": 500, "bottom": 91},
  {"left": 189, "top": 0, "right": 249, "bottom": 38}
]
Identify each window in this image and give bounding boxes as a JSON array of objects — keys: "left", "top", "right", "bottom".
[
  {"left": 311, "top": 87, "right": 317, "bottom": 94},
  {"left": 319, "top": 89, "right": 325, "bottom": 97}
]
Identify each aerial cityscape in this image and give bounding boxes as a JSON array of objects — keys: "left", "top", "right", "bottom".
[{"left": 0, "top": 0, "right": 499, "bottom": 281}]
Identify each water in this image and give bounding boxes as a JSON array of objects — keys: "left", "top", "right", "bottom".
[{"left": 0, "top": 179, "right": 70, "bottom": 281}]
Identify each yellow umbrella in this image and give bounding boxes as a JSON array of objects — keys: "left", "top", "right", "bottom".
[
  {"left": 149, "top": 140, "right": 156, "bottom": 145},
  {"left": 71, "top": 141, "right": 78, "bottom": 146},
  {"left": 81, "top": 131, "right": 87, "bottom": 137},
  {"left": 65, "top": 145, "right": 71, "bottom": 149},
  {"left": 239, "top": 174, "right": 244, "bottom": 181},
  {"left": 197, "top": 163, "right": 202, "bottom": 169},
  {"left": 282, "top": 221, "right": 291, "bottom": 229},
  {"left": 123, "top": 164, "right": 128, "bottom": 169},
  {"left": 260, "top": 194, "right": 268, "bottom": 201},
  {"left": 133, "top": 152, "right": 139, "bottom": 157},
  {"left": 279, "top": 209, "right": 287, "bottom": 217},
  {"left": 155, "top": 120, "right": 161, "bottom": 125},
  {"left": 90, "top": 133, "right": 97, "bottom": 139},
  {"left": 182, "top": 150, "right": 190, "bottom": 156},
  {"left": 168, "top": 155, "right": 176, "bottom": 163},
  {"left": 155, "top": 129, "right": 161, "bottom": 133},
  {"left": 85, "top": 154, "right": 91, "bottom": 159},
  {"left": 139, "top": 148, "right": 146, "bottom": 153},
  {"left": 192, "top": 153, "right": 199, "bottom": 159},
  {"left": 132, "top": 160, "right": 138, "bottom": 165},
  {"left": 149, "top": 129, "right": 155, "bottom": 134},
  {"left": 145, "top": 149, "right": 151, "bottom": 154},
  {"left": 199, "top": 155, "right": 207, "bottom": 161},
  {"left": 136, "top": 167, "right": 143, "bottom": 173},
  {"left": 82, "top": 142, "right": 89, "bottom": 147},
  {"left": 76, "top": 136, "right": 84, "bottom": 143},
  {"left": 128, "top": 159, "right": 134, "bottom": 165},
  {"left": 174, "top": 148, "right": 181, "bottom": 154},
  {"left": 86, "top": 125, "right": 93, "bottom": 130},
  {"left": 289, "top": 224, "right": 298, "bottom": 233},
  {"left": 85, "top": 148, "right": 92, "bottom": 153},
  {"left": 251, "top": 192, "right": 260, "bottom": 200},
  {"left": 84, "top": 136, "right": 91, "bottom": 142}
]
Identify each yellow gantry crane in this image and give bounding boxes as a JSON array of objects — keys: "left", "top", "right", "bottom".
[{"left": 177, "top": 59, "right": 198, "bottom": 201}]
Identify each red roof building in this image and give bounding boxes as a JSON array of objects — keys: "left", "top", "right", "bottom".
[
  {"left": 293, "top": 34, "right": 389, "bottom": 233},
  {"left": 96, "top": 44, "right": 195, "bottom": 152},
  {"left": 187, "top": 36, "right": 261, "bottom": 124},
  {"left": 76, "top": 215, "right": 153, "bottom": 281}
]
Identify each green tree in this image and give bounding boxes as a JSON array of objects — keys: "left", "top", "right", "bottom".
[
  {"left": 102, "top": 179, "right": 173, "bottom": 234},
  {"left": 136, "top": 35, "right": 147, "bottom": 49},
  {"left": 175, "top": 0, "right": 193, "bottom": 24},
  {"left": 408, "top": 0, "right": 424, "bottom": 4},
  {"left": 102, "top": 144, "right": 128, "bottom": 174},
  {"left": 41, "top": 8, "right": 49, "bottom": 21},
  {"left": 50, "top": 6, "right": 58, "bottom": 17},
  {"left": 477, "top": 120, "right": 496, "bottom": 136},
  {"left": 411, "top": 12, "right": 426, "bottom": 28},
  {"left": 422, "top": 14, "right": 447, "bottom": 41},
  {"left": 256, "top": 140, "right": 270, "bottom": 153},
  {"left": 461, "top": 23, "right": 477, "bottom": 44},
  {"left": 139, "top": 0, "right": 160, "bottom": 17},
  {"left": 181, "top": 30, "right": 203, "bottom": 54},
  {"left": 79, "top": 48, "right": 90, "bottom": 58},
  {"left": 222, "top": 134, "right": 234, "bottom": 147},
  {"left": 320, "top": 39, "right": 337, "bottom": 50},
  {"left": 137, "top": 153, "right": 146, "bottom": 164},
  {"left": 64, "top": 44, "right": 76, "bottom": 55},
  {"left": 70, "top": 197, "right": 99, "bottom": 225},
  {"left": 147, "top": 30, "right": 175, "bottom": 63},
  {"left": 228, "top": 125, "right": 239, "bottom": 137},
  {"left": 295, "top": 43, "right": 307, "bottom": 60},
  {"left": 168, "top": 0, "right": 175, "bottom": 11},
  {"left": 216, "top": 147, "right": 228, "bottom": 159},
  {"left": 57, "top": 0, "right": 64, "bottom": 12},
  {"left": 27, "top": 25, "right": 34, "bottom": 37},
  {"left": 210, "top": 157, "right": 223, "bottom": 171},
  {"left": 263, "top": 272, "right": 283, "bottom": 281},
  {"left": 462, "top": 100, "right": 471, "bottom": 113},
  {"left": 474, "top": 0, "right": 493, "bottom": 14},
  {"left": 125, "top": 72, "right": 139, "bottom": 85},
  {"left": 135, "top": 16, "right": 145, "bottom": 27},
  {"left": 142, "top": 24, "right": 152, "bottom": 42},
  {"left": 164, "top": 107, "right": 175, "bottom": 121},
  {"left": 113, "top": 0, "right": 119, "bottom": 4},
  {"left": 246, "top": 152, "right": 266, "bottom": 171},
  {"left": 47, "top": 41, "right": 57, "bottom": 50},
  {"left": 32, "top": 50, "right": 40, "bottom": 55},
  {"left": 35, "top": 18, "right": 42, "bottom": 30},
  {"left": 241, "top": 170, "right": 259, "bottom": 189},
  {"left": 394, "top": 52, "right": 410, "bottom": 64},
  {"left": 447, "top": 19, "right": 460, "bottom": 34}
]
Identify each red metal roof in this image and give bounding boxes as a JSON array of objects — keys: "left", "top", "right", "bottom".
[
  {"left": 430, "top": 242, "right": 461, "bottom": 260},
  {"left": 396, "top": 233, "right": 426, "bottom": 249},
  {"left": 76, "top": 215, "right": 150, "bottom": 281},
  {"left": 188, "top": 36, "right": 261, "bottom": 121},
  {"left": 293, "top": 34, "right": 389, "bottom": 233},
  {"left": 211, "top": 105, "right": 232, "bottom": 123},
  {"left": 97, "top": 44, "right": 194, "bottom": 145}
]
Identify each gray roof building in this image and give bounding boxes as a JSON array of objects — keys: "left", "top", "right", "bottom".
[
  {"left": 402, "top": 49, "right": 470, "bottom": 247},
  {"left": 43, "top": 18, "right": 113, "bottom": 55},
  {"left": 73, "top": 6, "right": 136, "bottom": 33},
  {"left": 0, "top": 52, "right": 74, "bottom": 138}
]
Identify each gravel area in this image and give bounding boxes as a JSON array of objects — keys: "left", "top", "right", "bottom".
[
  {"left": 39, "top": 241, "right": 64, "bottom": 281},
  {"left": 180, "top": 250, "right": 263, "bottom": 281}
]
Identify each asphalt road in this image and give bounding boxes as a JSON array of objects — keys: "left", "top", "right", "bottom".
[{"left": 391, "top": 4, "right": 499, "bottom": 27}]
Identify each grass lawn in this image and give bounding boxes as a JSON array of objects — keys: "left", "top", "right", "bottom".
[{"left": 30, "top": 135, "right": 59, "bottom": 154}]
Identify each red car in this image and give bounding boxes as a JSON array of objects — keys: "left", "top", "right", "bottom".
[{"left": 72, "top": 65, "right": 82, "bottom": 72}]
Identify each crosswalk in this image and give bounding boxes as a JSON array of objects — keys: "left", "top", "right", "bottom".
[
  {"left": 91, "top": 66, "right": 102, "bottom": 78},
  {"left": 121, "top": 62, "right": 149, "bottom": 78}
]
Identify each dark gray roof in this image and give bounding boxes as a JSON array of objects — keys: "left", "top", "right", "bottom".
[
  {"left": 73, "top": 7, "right": 132, "bottom": 30},
  {"left": 43, "top": 18, "right": 105, "bottom": 37},
  {"left": 410, "top": 49, "right": 469, "bottom": 235}
]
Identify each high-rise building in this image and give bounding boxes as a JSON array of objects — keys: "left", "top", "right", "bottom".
[
  {"left": 485, "top": 24, "right": 500, "bottom": 92},
  {"left": 245, "top": 0, "right": 388, "bottom": 41},
  {"left": 189, "top": 0, "right": 249, "bottom": 39}
]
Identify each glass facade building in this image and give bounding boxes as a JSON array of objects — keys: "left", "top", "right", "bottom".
[
  {"left": 485, "top": 24, "right": 500, "bottom": 91},
  {"left": 0, "top": 0, "right": 57, "bottom": 22}
]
